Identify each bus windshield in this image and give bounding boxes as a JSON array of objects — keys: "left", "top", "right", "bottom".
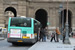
[{"left": 10, "top": 17, "right": 31, "bottom": 27}]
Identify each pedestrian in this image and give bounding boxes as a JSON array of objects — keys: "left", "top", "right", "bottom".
[
  {"left": 45, "top": 27, "right": 50, "bottom": 39},
  {"left": 71, "top": 32, "right": 73, "bottom": 37},
  {"left": 56, "top": 33, "right": 59, "bottom": 42},
  {"left": 55, "top": 28, "right": 61, "bottom": 42},
  {"left": 63, "top": 29, "right": 66, "bottom": 43},
  {"left": 43, "top": 27, "right": 48, "bottom": 41},
  {"left": 50, "top": 31, "right": 56, "bottom": 42},
  {"left": 40, "top": 28, "right": 46, "bottom": 42}
]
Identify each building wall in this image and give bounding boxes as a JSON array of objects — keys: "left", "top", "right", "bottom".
[
  {"left": 0, "top": 0, "right": 75, "bottom": 30},
  {"left": 28, "top": 1, "right": 75, "bottom": 30}
]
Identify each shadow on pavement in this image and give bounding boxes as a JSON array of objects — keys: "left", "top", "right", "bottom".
[{"left": 9, "top": 43, "right": 35, "bottom": 47}]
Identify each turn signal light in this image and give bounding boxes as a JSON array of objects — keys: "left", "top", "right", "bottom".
[{"left": 8, "top": 33, "right": 10, "bottom": 38}]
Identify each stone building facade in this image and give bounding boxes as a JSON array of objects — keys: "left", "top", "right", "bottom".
[{"left": 0, "top": 0, "right": 75, "bottom": 31}]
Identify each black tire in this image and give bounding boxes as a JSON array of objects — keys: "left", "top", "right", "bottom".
[{"left": 12, "top": 42, "right": 17, "bottom": 46}]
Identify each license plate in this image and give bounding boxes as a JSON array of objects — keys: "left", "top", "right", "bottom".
[
  {"left": 17, "top": 40, "right": 23, "bottom": 42},
  {"left": 22, "top": 36, "right": 30, "bottom": 39}
]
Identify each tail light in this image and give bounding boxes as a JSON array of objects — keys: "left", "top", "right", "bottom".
[
  {"left": 31, "top": 34, "right": 33, "bottom": 38},
  {"left": 8, "top": 33, "right": 10, "bottom": 38}
]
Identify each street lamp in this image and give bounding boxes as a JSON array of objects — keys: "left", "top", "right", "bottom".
[
  {"left": 64, "top": 0, "right": 70, "bottom": 44},
  {"left": 59, "top": 4, "right": 63, "bottom": 40}
]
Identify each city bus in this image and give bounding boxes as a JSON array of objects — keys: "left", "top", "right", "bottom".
[{"left": 7, "top": 17, "right": 41, "bottom": 45}]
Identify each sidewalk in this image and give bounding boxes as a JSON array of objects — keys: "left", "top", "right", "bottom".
[
  {"left": 69, "top": 37, "right": 75, "bottom": 46},
  {"left": 28, "top": 38, "right": 75, "bottom": 50}
]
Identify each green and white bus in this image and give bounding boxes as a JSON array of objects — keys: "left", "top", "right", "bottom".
[{"left": 7, "top": 17, "right": 41, "bottom": 45}]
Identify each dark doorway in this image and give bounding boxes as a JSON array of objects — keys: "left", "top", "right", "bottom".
[
  {"left": 61, "top": 9, "right": 72, "bottom": 32},
  {"left": 5, "top": 7, "right": 17, "bottom": 17},
  {"left": 35, "top": 9, "right": 48, "bottom": 28}
]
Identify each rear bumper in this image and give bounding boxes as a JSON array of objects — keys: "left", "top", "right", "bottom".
[{"left": 7, "top": 38, "right": 36, "bottom": 43}]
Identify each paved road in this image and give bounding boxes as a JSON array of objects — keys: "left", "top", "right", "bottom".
[{"left": 0, "top": 39, "right": 32, "bottom": 50}]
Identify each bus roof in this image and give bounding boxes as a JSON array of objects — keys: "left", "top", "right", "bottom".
[
  {"left": 10, "top": 17, "right": 40, "bottom": 24},
  {"left": 10, "top": 17, "right": 33, "bottom": 19}
]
